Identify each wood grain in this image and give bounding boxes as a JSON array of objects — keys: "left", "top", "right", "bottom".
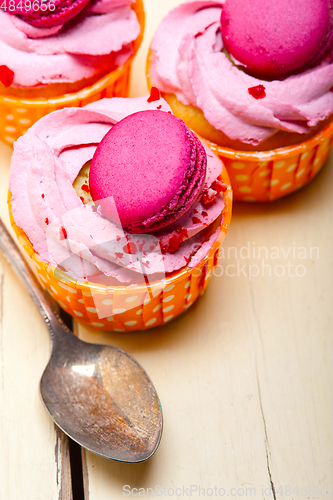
[
  {"left": 79, "top": 1, "right": 333, "bottom": 497},
  {"left": 0, "top": 1, "right": 332, "bottom": 499},
  {"left": 0, "top": 142, "right": 73, "bottom": 499},
  {"left": 78, "top": 158, "right": 333, "bottom": 499}
]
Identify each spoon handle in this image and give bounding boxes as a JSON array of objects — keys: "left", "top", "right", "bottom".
[{"left": 0, "top": 218, "right": 65, "bottom": 337}]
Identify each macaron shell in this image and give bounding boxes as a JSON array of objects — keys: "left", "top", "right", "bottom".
[
  {"left": 12, "top": 0, "right": 91, "bottom": 28},
  {"left": 221, "top": 0, "right": 333, "bottom": 77},
  {"left": 89, "top": 110, "right": 207, "bottom": 233}
]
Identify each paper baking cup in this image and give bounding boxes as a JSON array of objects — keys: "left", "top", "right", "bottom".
[
  {"left": 146, "top": 54, "right": 333, "bottom": 202},
  {"left": 0, "top": 0, "right": 145, "bottom": 148},
  {"left": 8, "top": 170, "right": 232, "bottom": 332},
  {"left": 205, "top": 120, "right": 333, "bottom": 202}
]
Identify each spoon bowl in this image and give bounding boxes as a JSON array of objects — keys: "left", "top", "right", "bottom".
[{"left": 0, "top": 219, "right": 162, "bottom": 462}]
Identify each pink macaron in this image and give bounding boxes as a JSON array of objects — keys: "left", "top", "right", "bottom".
[
  {"left": 221, "top": 0, "right": 333, "bottom": 77},
  {"left": 11, "top": 0, "right": 91, "bottom": 28},
  {"left": 89, "top": 110, "right": 207, "bottom": 234}
]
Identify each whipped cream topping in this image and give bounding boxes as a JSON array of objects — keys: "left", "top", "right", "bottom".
[
  {"left": 149, "top": 0, "right": 333, "bottom": 146},
  {"left": 0, "top": 0, "right": 140, "bottom": 87},
  {"left": 9, "top": 97, "right": 225, "bottom": 283}
]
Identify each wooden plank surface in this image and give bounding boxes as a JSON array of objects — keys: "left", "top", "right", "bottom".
[
  {"left": 0, "top": 1, "right": 332, "bottom": 499},
  {"left": 78, "top": 0, "right": 333, "bottom": 498},
  {"left": 0, "top": 143, "right": 73, "bottom": 499},
  {"left": 77, "top": 161, "right": 333, "bottom": 498}
]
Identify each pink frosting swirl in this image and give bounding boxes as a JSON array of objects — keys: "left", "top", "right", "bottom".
[
  {"left": 0, "top": 0, "right": 140, "bottom": 87},
  {"left": 9, "top": 97, "right": 225, "bottom": 283},
  {"left": 149, "top": 0, "right": 333, "bottom": 146}
]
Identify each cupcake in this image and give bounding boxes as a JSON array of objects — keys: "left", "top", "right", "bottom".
[
  {"left": 0, "top": 0, "right": 144, "bottom": 146},
  {"left": 8, "top": 94, "right": 232, "bottom": 331},
  {"left": 147, "top": 0, "right": 333, "bottom": 201}
]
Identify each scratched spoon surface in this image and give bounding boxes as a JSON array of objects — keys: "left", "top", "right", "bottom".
[{"left": 0, "top": 219, "right": 162, "bottom": 462}]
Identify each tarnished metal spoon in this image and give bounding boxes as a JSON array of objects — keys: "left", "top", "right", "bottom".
[{"left": 0, "top": 219, "right": 162, "bottom": 462}]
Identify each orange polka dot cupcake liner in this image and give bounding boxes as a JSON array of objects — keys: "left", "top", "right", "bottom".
[
  {"left": 8, "top": 169, "right": 232, "bottom": 332},
  {"left": 205, "top": 120, "right": 333, "bottom": 202},
  {"left": 0, "top": 0, "right": 145, "bottom": 148}
]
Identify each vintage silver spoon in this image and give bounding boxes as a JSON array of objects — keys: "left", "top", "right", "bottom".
[{"left": 0, "top": 219, "right": 162, "bottom": 462}]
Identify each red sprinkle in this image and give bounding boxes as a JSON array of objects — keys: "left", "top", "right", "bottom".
[
  {"left": 248, "top": 84, "right": 266, "bottom": 99},
  {"left": 201, "top": 191, "right": 215, "bottom": 207},
  {"left": 81, "top": 184, "right": 89, "bottom": 193},
  {"left": 157, "top": 105, "right": 162, "bottom": 109},
  {"left": 202, "top": 211, "right": 208, "bottom": 217},
  {"left": 41, "top": 193, "right": 45, "bottom": 199},
  {"left": 123, "top": 241, "right": 137, "bottom": 254},
  {"left": 0, "top": 65, "right": 14, "bottom": 87},
  {"left": 115, "top": 252, "right": 123, "bottom": 259},
  {"left": 80, "top": 196, "right": 85, "bottom": 203},
  {"left": 161, "top": 226, "right": 188, "bottom": 254},
  {"left": 193, "top": 208, "right": 198, "bottom": 214},
  {"left": 44, "top": 218, "right": 49, "bottom": 225},
  {"left": 211, "top": 179, "right": 228, "bottom": 193},
  {"left": 147, "top": 86, "right": 160, "bottom": 103},
  {"left": 60, "top": 226, "right": 67, "bottom": 240},
  {"left": 192, "top": 217, "right": 201, "bottom": 224}
]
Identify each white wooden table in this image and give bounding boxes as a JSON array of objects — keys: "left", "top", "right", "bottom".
[{"left": 0, "top": 2, "right": 332, "bottom": 499}]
